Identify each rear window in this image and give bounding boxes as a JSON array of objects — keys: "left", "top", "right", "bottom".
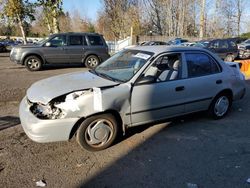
[
  {"left": 87, "top": 35, "right": 104, "bottom": 46},
  {"left": 186, "top": 53, "right": 221, "bottom": 77}
]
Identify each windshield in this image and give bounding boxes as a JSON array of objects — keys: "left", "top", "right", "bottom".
[
  {"left": 36, "top": 37, "right": 49, "bottom": 45},
  {"left": 94, "top": 49, "right": 154, "bottom": 82},
  {"left": 244, "top": 39, "right": 250, "bottom": 44}
]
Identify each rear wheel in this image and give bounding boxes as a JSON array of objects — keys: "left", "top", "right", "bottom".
[
  {"left": 76, "top": 114, "right": 118, "bottom": 151},
  {"left": 208, "top": 93, "right": 232, "bottom": 119},
  {"left": 24, "top": 55, "right": 42, "bottom": 71},
  {"left": 85, "top": 55, "right": 100, "bottom": 69}
]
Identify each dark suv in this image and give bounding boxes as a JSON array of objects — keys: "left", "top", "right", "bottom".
[
  {"left": 10, "top": 32, "right": 110, "bottom": 71},
  {"left": 196, "top": 39, "right": 238, "bottom": 61}
]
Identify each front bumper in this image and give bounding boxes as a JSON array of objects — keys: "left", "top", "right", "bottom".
[
  {"left": 239, "top": 49, "right": 250, "bottom": 59},
  {"left": 19, "top": 97, "right": 79, "bottom": 143},
  {"left": 10, "top": 50, "right": 22, "bottom": 64}
]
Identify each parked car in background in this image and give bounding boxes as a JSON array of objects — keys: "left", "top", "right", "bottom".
[
  {"left": 1, "top": 39, "right": 21, "bottom": 51},
  {"left": 19, "top": 46, "right": 246, "bottom": 151},
  {"left": 195, "top": 39, "right": 238, "bottom": 61},
  {"left": 180, "top": 42, "right": 197, "bottom": 47},
  {"left": 167, "top": 38, "right": 189, "bottom": 45},
  {"left": 10, "top": 32, "right": 110, "bottom": 71},
  {"left": 140, "top": 41, "right": 167, "bottom": 46},
  {"left": 238, "top": 39, "right": 250, "bottom": 59},
  {"left": 0, "top": 42, "right": 7, "bottom": 52}
]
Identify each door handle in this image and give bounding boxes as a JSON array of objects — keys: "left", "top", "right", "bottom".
[
  {"left": 175, "top": 86, "right": 185, "bottom": 91},
  {"left": 216, "top": 80, "right": 222, "bottom": 84}
]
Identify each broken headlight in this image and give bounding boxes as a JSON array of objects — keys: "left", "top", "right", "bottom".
[{"left": 30, "top": 102, "right": 63, "bottom": 120}]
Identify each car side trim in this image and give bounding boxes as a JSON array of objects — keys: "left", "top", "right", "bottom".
[{"left": 126, "top": 97, "right": 213, "bottom": 115}]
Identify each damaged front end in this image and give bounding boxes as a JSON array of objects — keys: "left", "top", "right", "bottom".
[
  {"left": 30, "top": 100, "right": 64, "bottom": 120},
  {"left": 29, "top": 90, "right": 92, "bottom": 120}
]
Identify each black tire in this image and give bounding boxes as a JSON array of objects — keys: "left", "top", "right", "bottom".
[
  {"left": 76, "top": 114, "right": 118, "bottom": 151},
  {"left": 24, "top": 55, "right": 42, "bottom": 71},
  {"left": 84, "top": 55, "right": 100, "bottom": 69},
  {"left": 224, "top": 54, "right": 234, "bottom": 62},
  {"left": 208, "top": 93, "right": 232, "bottom": 119}
]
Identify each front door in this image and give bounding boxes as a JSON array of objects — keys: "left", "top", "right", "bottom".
[
  {"left": 42, "top": 35, "right": 70, "bottom": 63},
  {"left": 130, "top": 53, "right": 186, "bottom": 126}
]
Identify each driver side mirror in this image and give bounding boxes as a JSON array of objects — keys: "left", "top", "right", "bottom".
[
  {"left": 136, "top": 75, "right": 155, "bottom": 85},
  {"left": 45, "top": 42, "right": 51, "bottom": 47}
]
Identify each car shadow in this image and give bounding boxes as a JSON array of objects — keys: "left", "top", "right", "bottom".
[
  {"left": 79, "top": 108, "right": 249, "bottom": 188},
  {"left": 77, "top": 82, "right": 250, "bottom": 188},
  {"left": 42, "top": 63, "right": 86, "bottom": 71},
  {"left": 117, "top": 112, "right": 205, "bottom": 145},
  {"left": 0, "top": 116, "right": 20, "bottom": 131}
]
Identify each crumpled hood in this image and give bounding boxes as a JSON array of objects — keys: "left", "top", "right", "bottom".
[{"left": 27, "top": 71, "right": 118, "bottom": 104}]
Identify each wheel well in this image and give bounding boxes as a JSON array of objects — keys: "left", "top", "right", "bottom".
[
  {"left": 215, "top": 89, "right": 233, "bottom": 101},
  {"left": 68, "top": 110, "right": 123, "bottom": 140},
  {"left": 23, "top": 54, "right": 44, "bottom": 65}
]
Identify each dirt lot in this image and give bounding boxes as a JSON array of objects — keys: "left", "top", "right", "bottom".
[{"left": 1, "top": 53, "right": 250, "bottom": 188}]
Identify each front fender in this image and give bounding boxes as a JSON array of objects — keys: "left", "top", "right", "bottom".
[{"left": 21, "top": 50, "right": 45, "bottom": 65}]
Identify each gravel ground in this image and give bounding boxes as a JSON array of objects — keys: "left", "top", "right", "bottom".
[{"left": 1, "top": 53, "right": 250, "bottom": 188}]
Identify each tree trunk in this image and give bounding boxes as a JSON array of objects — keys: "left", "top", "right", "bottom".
[
  {"left": 52, "top": 4, "right": 60, "bottom": 33},
  {"left": 237, "top": 0, "right": 242, "bottom": 37},
  {"left": 53, "top": 16, "right": 60, "bottom": 33},
  {"left": 17, "top": 14, "right": 27, "bottom": 44},
  {"left": 44, "top": 16, "right": 53, "bottom": 34},
  {"left": 199, "top": 0, "right": 206, "bottom": 39}
]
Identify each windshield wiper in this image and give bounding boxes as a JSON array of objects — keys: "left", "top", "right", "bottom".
[{"left": 89, "top": 70, "right": 123, "bottom": 83}]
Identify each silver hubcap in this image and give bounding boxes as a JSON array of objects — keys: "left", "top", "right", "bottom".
[
  {"left": 87, "top": 57, "right": 98, "bottom": 68},
  {"left": 214, "top": 96, "right": 229, "bottom": 117},
  {"left": 85, "top": 119, "right": 113, "bottom": 147},
  {"left": 27, "top": 59, "right": 39, "bottom": 69}
]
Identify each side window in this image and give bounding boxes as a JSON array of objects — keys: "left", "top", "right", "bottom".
[
  {"left": 49, "top": 35, "right": 66, "bottom": 47},
  {"left": 186, "top": 53, "right": 221, "bottom": 78},
  {"left": 143, "top": 54, "right": 181, "bottom": 82},
  {"left": 210, "top": 41, "right": 219, "bottom": 48},
  {"left": 69, "top": 35, "right": 83, "bottom": 46},
  {"left": 87, "top": 35, "right": 103, "bottom": 46},
  {"left": 230, "top": 41, "right": 236, "bottom": 47},
  {"left": 220, "top": 40, "right": 228, "bottom": 48}
]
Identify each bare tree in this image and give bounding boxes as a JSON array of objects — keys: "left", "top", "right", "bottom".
[
  {"left": 199, "top": 0, "right": 206, "bottom": 39},
  {"left": 236, "top": 0, "right": 244, "bottom": 36}
]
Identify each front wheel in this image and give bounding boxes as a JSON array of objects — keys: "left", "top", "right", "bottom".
[
  {"left": 208, "top": 94, "right": 232, "bottom": 119},
  {"left": 76, "top": 114, "right": 118, "bottom": 151},
  {"left": 84, "top": 55, "right": 100, "bottom": 69},
  {"left": 24, "top": 55, "right": 42, "bottom": 71}
]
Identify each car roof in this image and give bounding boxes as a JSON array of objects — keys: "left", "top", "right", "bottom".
[
  {"left": 129, "top": 45, "right": 211, "bottom": 54},
  {"left": 50, "top": 32, "right": 102, "bottom": 36}
]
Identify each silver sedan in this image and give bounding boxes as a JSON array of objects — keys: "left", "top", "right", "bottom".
[{"left": 19, "top": 46, "right": 246, "bottom": 151}]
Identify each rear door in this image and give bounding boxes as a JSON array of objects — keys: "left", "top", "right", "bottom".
[
  {"left": 183, "top": 52, "right": 224, "bottom": 113},
  {"left": 66, "top": 34, "right": 87, "bottom": 63}
]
